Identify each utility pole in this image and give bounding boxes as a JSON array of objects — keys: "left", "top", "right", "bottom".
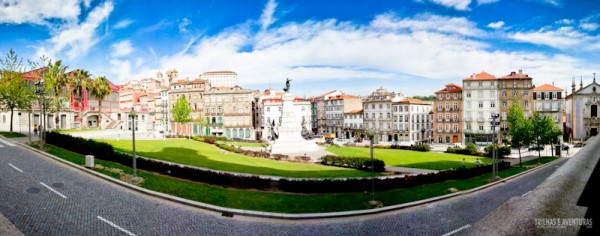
[
  {"left": 491, "top": 113, "right": 500, "bottom": 181},
  {"left": 34, "top": 80, "right": 45, "bottom": 150}
]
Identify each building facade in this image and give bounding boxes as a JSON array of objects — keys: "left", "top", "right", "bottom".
[
  {"left": 462, "top": 72, "right": 499, "bottom": 144},
  {"left": 565, "top": 77, "right": 600, "bottom": 142},
  {"left": 203, "top": 86, "right": 256, "bottom": 140},
  {"left": 434, "top": 83, "right": 462, "bottom": 144},
  {"left": 363, "top": 87, "right": 403, "bottom": 143},
  {"left": 533, "top": 84, "right": 563, "bottom": 130},
  {"left": 324, "top": 94, "right": 362, "bottom": 138},
  {"left": 200, "top": 71, "right": 238, "bottom": 88},
  {"left": 393, "top": 98, "right": 433, "bottom": 145},
  {"left": 497, "top": 70, "right": 533, "bottom": 142},
  {"left": 308, "top": 90, "right": 342, "bottom": 135},
  {"left": 167, "top": 78, "right": 208, "bottom": 134},
  {"left": 260, "top": 97, "right": 312, "bottom": 141},
  {"left": 343, "top": 109, "right": 363, "bottom": 140}
]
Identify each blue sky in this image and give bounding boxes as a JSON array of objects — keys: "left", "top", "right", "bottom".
[{"left": 1, "top": 0, "right": 599, "bottom": 97}]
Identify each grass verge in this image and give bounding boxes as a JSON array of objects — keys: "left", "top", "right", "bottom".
[
  {"left": 42, "top": 144, "right": 558, "bottom": 213},
  {"left": 0, "top": 132, "right": 26, "bottom": 138}
]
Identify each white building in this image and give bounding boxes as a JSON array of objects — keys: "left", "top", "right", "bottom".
[
  {"left": 200, "top": 71, "right": 238, "bottom": 88},
  {"left": 257, "top": 89, "right": 312, "bottom": 141},
  {"left": 565, "top": 77, "right": 600, "bottom": 142},
  {"left": 533, "top": 84, "right": 564, "bottom": 130},
  {"left": 393, "top": 98, "right": 433, "bottom": 145},
  {"left": 462, "top": 72, "right": 499, "bottom": 144},
  {"left": 343, "top": 109, "right": 363, "bottom": 140},
  {"left": 324, "top": 94, "right": 362, "bottom": 138},
  {"left": 363, "top": 87, "right": 404, "bottom": 143}
]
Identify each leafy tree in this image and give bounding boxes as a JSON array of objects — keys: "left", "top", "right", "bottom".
[
  {"left": 412, "top": 95, "right": 436, "bottom": 101},
  {"left": 89, "top": 76, "right": 111, "bottom": 129},
  {"left": 71, "top": 69, "right": 92, "bottom": 130},
  {"left": 172, "top": 96, "right": 191, "bottom": 134},
  {"left": 465, "top": 143, "right": 478, "bottom": 154},
  {"left": 530, "top": 112, "right": 561, "bottom": 163},
  {"left": 0, "top": 49, "right": 36, "bottom": 133},
  {"left": 43, "top": 59, "right": 69, "bottom": 129},
  {"left": 507, "top": 100, "right": 533, "bottom": 167}
]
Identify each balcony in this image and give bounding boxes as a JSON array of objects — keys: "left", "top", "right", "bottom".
[
  {"left": 477, "top": 117, "right": 486, "bottom": 122},
  {"left": 464, "top": 117, "right": 472, "bottom": 122}
]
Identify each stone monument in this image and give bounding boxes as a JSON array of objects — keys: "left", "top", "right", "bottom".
[{"left": 270, "top": 78, "right": 325, "bottom": 162}]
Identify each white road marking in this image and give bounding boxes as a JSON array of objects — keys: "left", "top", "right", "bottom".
[
  {"left": 0, "top": 138, "right": 15, "bottom": 147},
  {"left": 521, "top": 191, "right": 532, "bottom": 197},
  {"left": 8, "top": 163, "right": 23, "bottom": 172},
  {"left": 39, "top": 182, "right": 67, "bottom": 199},
  {"left": 442, "top": 224, "right": 471, "bottom": 236},
  {"left": 97, "top": 216, "right": 137, "bottom": 236}
]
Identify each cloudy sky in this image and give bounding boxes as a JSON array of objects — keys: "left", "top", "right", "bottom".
[{"left": 1, "top": 0, "right": 599, "bottom": 97}]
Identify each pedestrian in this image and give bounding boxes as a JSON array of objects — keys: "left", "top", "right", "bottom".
[
  {"left": 33, "top": 124, "right": 38, "bottom": 136},
  {"left": 462, "top": 158, "right": 466, "bottom": 168},
  {"left": 475, "top": 158, "right": 480, "bottom": 167}
]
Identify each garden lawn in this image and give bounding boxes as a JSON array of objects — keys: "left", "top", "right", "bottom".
[
  {"left": 326, "top": 146, "right": 493, "bottom": 170},
  {"left": 43, "top": 144, "right": 549, "bottom": 213},
  {"left": 99, "top": 139, "right": 372, "bottom": 178}
]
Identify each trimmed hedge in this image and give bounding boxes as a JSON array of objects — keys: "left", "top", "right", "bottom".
[
  {"left": 44, "top": 131, "right": 513, "bottom": 194},
  {"left": 320, "top": 155, "right": 385, "bottom": 172},
  {"left": 413, "top": 144, "right": 431, "bottom": 152},
  {"left": 484, "top": 144, "right": 511, "bottom": 158}
]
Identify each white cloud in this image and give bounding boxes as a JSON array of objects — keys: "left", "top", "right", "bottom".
[
  {"left": 0, "top": 0, "right": 82, "bottom": 24},
  {"left": 111, "top": 40, "right": 133, "bottom": 58},
  {"left": 36, "top": 1, "right": 114, "bottom": 60},
  {"left": 556, "top": 19, "right": 573, "bottom": 25},
  {"left": 508, "top": 20, "right": 600, "bottom": 51},
  {"left": 178, "top": 17, "right": 191, "bottom": 33},
  {"left": 130, "top": 12, "right": 590, "bottom": 95},
  {"left": 426, "top": 0, "right": 472, "bottom": 11},
  {"left": 580, "top": 23, "right": 599, "bottom": 31},
  {"left": 487, "top": 21, "right": 504, "bottom": 29},
  {"left": 260, "top": 0, "right": 277, "bottom": 31},
  {"left": 539, "top": 0, "right": 562, "bottom": 6},
  {"left": 114, "top": 19, "right": 133, "bottom": 29},
  {"left": 477, "top": 0, "right": 499, "bottom": 4},
  {"left": 371, "top": 13, "right": 484, "bottom": 37},
  {"left": 83, "top": 0, "right": 91, "bottom": 8}
]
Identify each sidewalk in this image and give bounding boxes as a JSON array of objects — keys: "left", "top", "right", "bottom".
[{"left": 0, "top": 213, "right": 22, "bottom": 236}]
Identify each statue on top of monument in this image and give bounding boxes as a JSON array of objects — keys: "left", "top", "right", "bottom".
[{"left": 284, "top": 78, "right": 292, "bottom": 93}]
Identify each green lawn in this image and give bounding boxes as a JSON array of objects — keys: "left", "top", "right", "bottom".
[
  {"left": 217, "top": 141, "right": 268, "bottom": 148},
  {"left": 0, "top": 132, "right": 26, "bottom": 138},
  {"left": 327, "top": 146, "right": 493, "bottom": 170},
  {"left": 99, "top": 139, "right": 372, "bottom": 178},
  {"left": 43, "top": 144, "right": 549, "bottom": 213}
]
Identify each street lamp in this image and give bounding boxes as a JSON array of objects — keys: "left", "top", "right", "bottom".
[
  {"left": 129, "top": 108, "right": 139, "bottom": 182},
  {"left": 34, "top": 80, "right": 45, "bottom": 150},
  {"left": 490, "top": 113, "right": 500, "bottom": 181},
  {"left": 366, "top": 128, "right": 377, "bottom": 207},
  {"left": 421, "top": 128, "right": 425, "bottom": 145}
]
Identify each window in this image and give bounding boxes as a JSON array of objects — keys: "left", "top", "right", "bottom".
[
  {"left": 379, "top": 104, "right": 383, "bottom": 109},
  {"left": 513, "top": 90, "right": 517, "bottom": 96},
  {"left": 467, "top": 82, "right": 471, "bottom": 88},
  {"left": 453, "top": 103, "right": 458, "bottom": 110},
  {"left": 491, "top": 81, "right": 495, "bottom": 87},
  {"left": 502, "top": 112, "right": 507, "bottom": 120},
  {"left": 478, "top": 102, "right": 484, "bottom": 108},
  {"left": 466, "top": 92, "right": 471, "bottom": 98},
  {"left": 490, "top": 91, "right": 496, "bottom": 98},
  {"left": 445, "top": 124, "right": 450, "bottom": 131},
  {"left": 371, "top": 104, "right": 375, "bottom": 109},
  {"left": 453, "top": 124, "right": 458, "bottom": 132},
  {"left": 479, "top": 125, "right": 484, "bottom": 131},
  {"left": 478, "top": 91, "right": 483, "bottom": 98},
  {"left": 446, "top": 113, "right": 450, "bottom": 120},
  {"left": 478, "top": 81, "right": 483, "bottom": 87},
  {"left": 524, "top": 101, "right": 529, "bottom": 107},
  {"left": 454, "top": 93, "right": 458, "bottom": 99},
  {"left": 445, "top": 102, "right": 450, "bottom": 110},
  {"left": 502, "top": 101, "right": 507, "bottom": 107},
  {"left": 267, "top": 107, "right": 270, "bottom": 112},
  {"left": 524, "top": 90, "right": 529, "bottom": 96},
  {"left": 502, "top": 90, "right": 507, "bottom": 97},
  {"left": 490, "top": 102, "right": 495, "bottom": 108},
  {"left": 387, "top": 113, "right": 391, "bottom": 119},
  {"left": 453, "top": 113, "right": 458, "bottom": 121},
  {"left": 466, "top": 124, "right": 471, "bottom": 130},
  {"left": 438, "top": 94, "right": 443, "bottom": 100},
  {"left": 438, "top": 114, "right": 442, "bottom": 120}
]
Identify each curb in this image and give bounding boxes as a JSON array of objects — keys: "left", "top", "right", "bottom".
[{"left": 15, "top": 142, "right": 562, "bottom": 220}]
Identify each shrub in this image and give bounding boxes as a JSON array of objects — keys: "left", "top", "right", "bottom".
[
  {"left": 272, "top": 154, "right": 288, "bottom": 160},
  {"left": 294, "top": 155, "right": 311, "bottom": 162},
  {"left": 320, "top": 155, "right": 385, "bottom": 172},
  {"left": 484, "top": 144, "right": 511, "bottom": 158},
  {"left": 466, "top": 143, "right": 478, "bottom": 154},
  {"left": 390, "top": 144, "right": 413, "bottom": 150},
  {"left": 413, "top": 144, "right": 431, "bottom": 152}
]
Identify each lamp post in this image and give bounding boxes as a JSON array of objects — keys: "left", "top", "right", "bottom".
[
  {"left": 34, "top": 80, "right": 45, "bottom": 150},
  {"left": 130, "top": 108, "right": 138, "bottom": 182},
  {"left": 490, "top": 113, "right": 500, "bottom": 181},
  {"left": 421, "top": 128, "right": 425, "bottom": 145},
  {"left": 366, "top": 128, "right": 377, "bottom": 206}
]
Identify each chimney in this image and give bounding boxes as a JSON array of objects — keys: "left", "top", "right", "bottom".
[{"left": 518, "top": 69, "right": 523, "bottom": 78}]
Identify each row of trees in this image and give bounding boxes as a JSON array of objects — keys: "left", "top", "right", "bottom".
[
  {"left": 507, "top": 99, "right": 562, "bottom": 167},
  {"left": 0, "top": 49, "right": 112, "bottom": 133}
]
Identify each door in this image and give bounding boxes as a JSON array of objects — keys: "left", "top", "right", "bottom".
[
  {"left": 592, "top": 128, "right": 598, "bottom": 136},
  {"left": 453, "top": 135, "right": 459, "bottom": 143},
  {"left": 592, "top": 105, "right": 598, "bottom": 117}
]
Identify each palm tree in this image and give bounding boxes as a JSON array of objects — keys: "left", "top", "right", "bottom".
[
  {"left": 89, "top": 76, "right": 111, "bottom": 129},
  {"left": 71, "top": 69, "right": 92, "bottom": 130},
  {"left": 43, "top": 60, "right": 68, "bottom": 129}
]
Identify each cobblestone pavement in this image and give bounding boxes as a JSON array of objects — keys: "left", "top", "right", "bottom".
[{"left": 0, "top": 137, "right": 568, "bottom": 235}]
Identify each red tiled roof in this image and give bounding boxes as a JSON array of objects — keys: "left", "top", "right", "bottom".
[
  {"left": 464, "top": 71, "right": 496, "bottom": 80},
  {"left": 308, "top": 90, "right": 338, "bottom": 99},
  {"left": 398, "top": 98, "right": 429, "bottom": 104},
  {"left": 500, "top": 71, "right": 531, "bottom": 79},
  {"left": 436, "top": 83, "right": 463, "bottom": 93},
  {"left": 533, "top": 84, "right": 562, "bottom": 91},
  {"left": 345, "top": 109, "right": 363, "bottom": 114},
  {"left": 329, "top": 94, "right": 359, "bottom": 100},
  {"left": 22, "top": 68, "right": 45, "bottom": 81}
]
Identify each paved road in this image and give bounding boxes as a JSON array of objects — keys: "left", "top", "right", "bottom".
[{"left": 0, "top": 137, "right": 568, "bottom": 235}]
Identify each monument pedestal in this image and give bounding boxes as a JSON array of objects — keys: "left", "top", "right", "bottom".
[{"left": 270, "top": 93, "right": 324, "bottom": 162}]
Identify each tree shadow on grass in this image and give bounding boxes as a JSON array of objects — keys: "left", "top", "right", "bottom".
[{"left": 130, "top": 147, "right": 371, "bottom": 178}]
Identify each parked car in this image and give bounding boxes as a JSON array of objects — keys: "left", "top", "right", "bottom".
[
  {"left": 528, "top": 145, "right": 544, "bottom": 151},
  {"left": 574, "top": 142, "right": 584, "bottom": 148}
]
